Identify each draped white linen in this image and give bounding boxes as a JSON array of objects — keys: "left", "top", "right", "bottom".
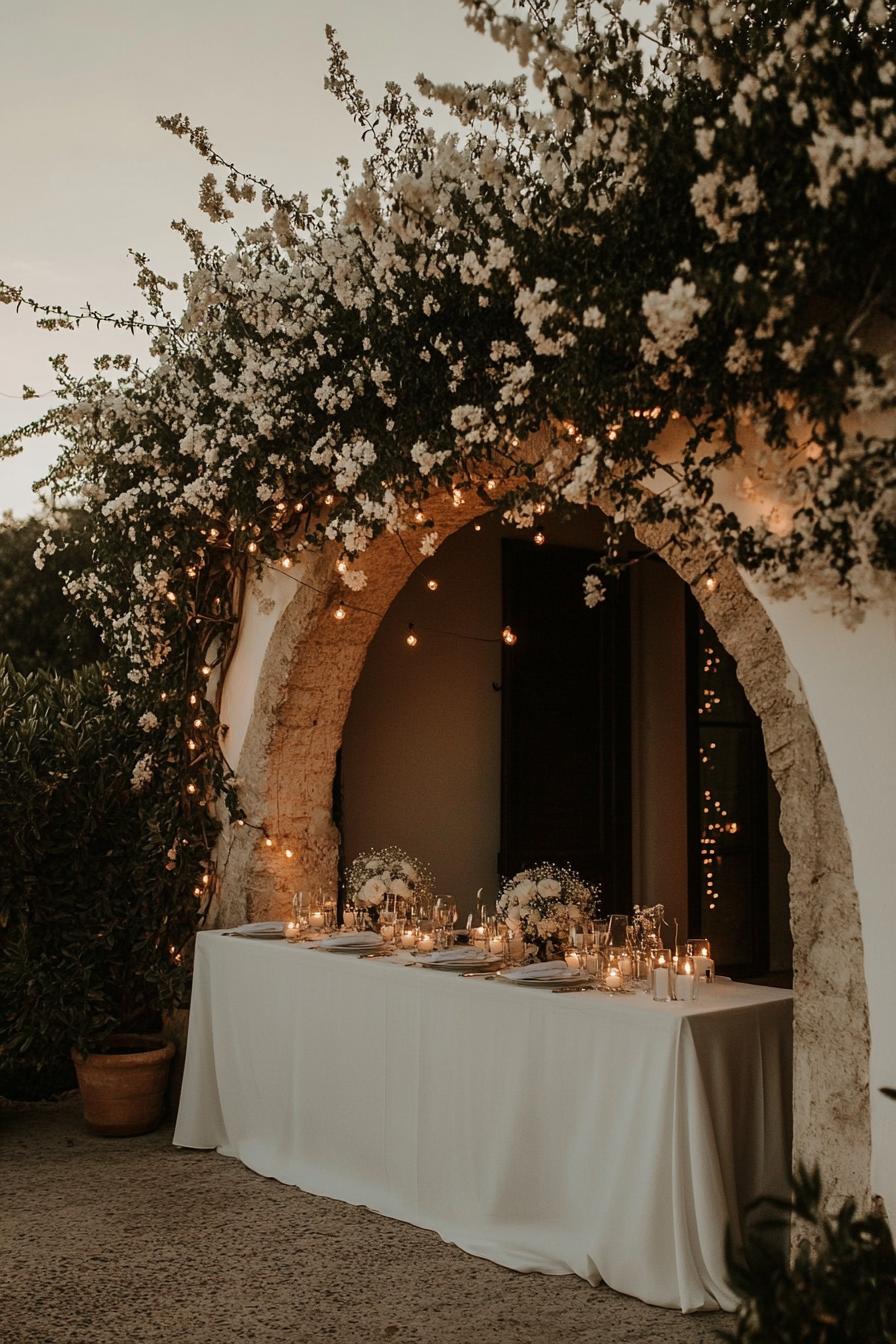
[{"left": 174, "top": 933, "right": 792, "bottom": 1313}]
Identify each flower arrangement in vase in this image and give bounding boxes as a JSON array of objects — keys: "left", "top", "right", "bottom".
[
  {"left": 497, "top": 864, "right": 598, "bottom": 961},
  {"left": 345, "top": 847, "right": 433, "bottom": 929}
]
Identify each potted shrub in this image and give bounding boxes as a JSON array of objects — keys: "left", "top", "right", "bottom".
[
  {"left": 0, "top": 658, "right": 196, "bottom": 1133},
  {"left": 724, "top": 1145, "right": 896, "bottom": 1344}
]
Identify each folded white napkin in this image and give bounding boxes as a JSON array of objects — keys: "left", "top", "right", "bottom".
[
  {"left": 425, "top": 947, "right": 491, "bottom": 963},
  {"left": 317, "top": 931, "right": 383, "bottom": 948},
  {"left": 501, "top": 962, "right": 583, "bottom": 982}
]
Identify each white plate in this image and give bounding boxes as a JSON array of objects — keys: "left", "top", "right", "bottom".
[
  {"left": 497, "top": 968, "right": 591, "bottom": 987},
  {"left": 417, "top": 954, "right": 502, "bottom": 971},
  {"left": 230, "top": 922, "right": 285, "bottom": 939},
  {"left": 317, "top": 933, "right": 385, "bottom": 952}
]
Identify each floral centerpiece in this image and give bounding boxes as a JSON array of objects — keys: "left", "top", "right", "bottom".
[
  {"left": 497, "top": 864, "right": 598, "bottom": 961},
  {"left": 345, "top": 846, "right": 433, "bottom": 928}
]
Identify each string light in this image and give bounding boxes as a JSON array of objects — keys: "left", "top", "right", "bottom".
[
  {"left": 705, "top": 575, "right": 717, "bottom": 592},
  {"left": 336, "top": 558, "right": 348, "bottom": 574},
  {"left": 264, "top": 837, "right": 273, "bottom": 848},
  {"left": 452, "top": 488, "right": 463, "bottom": 508},
  {"left": 201, "top": 664, "right": 212, "bottom": 677},
  {"left": 405, "top": 626, "right": 418, "bottom": 648},
  {"left": 165, "top": 590, "right": 177, "bottom": 603},
  {"left": 208, "top": 528, "right": 219, "bottom": 540},
  {"left": 283, "top": 848, "right": 295, "bottom": 860},
  {"left": 486, "top": 478, "right": 497, "bottom": 492},
  {"left": 187, "top": 738, "right": 197, "bottom": 751},
  {"left": 414, "top": 510, "right": 426, "bottom": 524},
  {"left": 247, "top": 541, "right": 258, "bottom": 554},
  {"left": 186, "top": 782, "right": 197, "bottom": 795},
  {"left": 502, "top": 626, "right": 518, "bottom": 646},
  {"left": 426, "top": 578, "right": 439, "bottom": 591},
  {"left": 189, "top": 693, "right": 198, "bottom": 706},
  {"left": 193, "top": 717, "right": 202, "bottom": 729},
  {"left": 473, "top": 523, "right": 482, "bottom": 533},
  {"left": 534, "top": 501, "right": 546, "bottom": 515},
  {"left": 324, "top": 493, "right": 334, "bottom": 505},
  {"left": 280, "top": 555, "right": 292, "bottom": 569},
  {"left": 334, "top": 605, "right": 347, "bottom": 621},
  {"left": 186, "top": 566, "right": 197, "bottom": 578},
  {"left": 534, "top": 531, "right": 546, "bottom": 546}
]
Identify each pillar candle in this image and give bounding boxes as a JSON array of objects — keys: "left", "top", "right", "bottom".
[
  {"left": 652, "top": 966, "right": 670, "bottom": 1001},
  {"left": 417, "top": 933, "right": 434, "bottom": 953},
  {"left": 400, "top": 929, "right": 417, "bottom": 950},
  {"left": 309, "top": 911, "right": 325, "bottom": 930}
]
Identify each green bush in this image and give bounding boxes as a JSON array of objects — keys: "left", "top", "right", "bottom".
[
  {"left": 0, "top": 657, "right": 194, "bottom": 1093},
  {"left": 0, "top": 510, "right": 102, "bottom": 676},
  {"left": 724, "top": 1162, "right": 896, "bottom": 1343}
]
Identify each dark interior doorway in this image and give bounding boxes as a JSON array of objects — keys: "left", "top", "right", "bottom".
[{"left": 498, "top": 539, "right": 632, "bottom": 906}]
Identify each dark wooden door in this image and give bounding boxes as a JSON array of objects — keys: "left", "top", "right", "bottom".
[{"left": 499, "top": 540, "right": 631, "bottom": 907}]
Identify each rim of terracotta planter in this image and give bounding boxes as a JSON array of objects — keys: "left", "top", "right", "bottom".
[{"left": 71, "top": 1033, "right": 175, "bottom": 1067}]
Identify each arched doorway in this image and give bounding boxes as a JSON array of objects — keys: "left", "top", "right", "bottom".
[{"left": 217, "top": 486, "right": 872, "bottom": 1208}]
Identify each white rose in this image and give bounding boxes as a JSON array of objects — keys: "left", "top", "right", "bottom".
[
  {"left": 512, "top": 879, "right": 536, "bottom": 901},
  {"left": 537, "top": 878, "right": 561, "bottom": 900},
  {"left": 360, "top": 877, "right": 387, "bottom": 907}
]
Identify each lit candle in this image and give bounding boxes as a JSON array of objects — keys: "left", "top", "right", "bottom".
[
  {"left": 380, "top": 923, "right": 395, "bottom": 943},
  {"left": 564, "top": 951, "right": 581, "bottom": 970},
  {"left": 309, "top": 910, "right": 325, "bottom": 930},
  {"left": 417, "top": 933, "right": 434, "bottom": 953},
  {"left": 400, "top": 929, "right": 417, "bottom": 950},
  {"left": 472, "top": 924, "right": 487, "bottom": 945},
  {"left": 605, "top": 966, "right": 623, "bottom": 991},
  {"left": 693, "top": 952, "right": 713, "bottom": 981},
  {"left": 285, "top": 922, "right": 300, "bottom": 942},
  {"left": 651, "top": 954, "right": 670, "bottom": 1001},
  {"left": 675, "top": 959, "right": 697, "bottom": 1002},
  {"left": 489, "top": 936, "right": 504, "bottom": 957}
]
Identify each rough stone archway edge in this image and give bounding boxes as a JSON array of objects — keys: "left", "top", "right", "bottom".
[{"left": 218, "top": 487, "right": 872, "bottom": 1208}]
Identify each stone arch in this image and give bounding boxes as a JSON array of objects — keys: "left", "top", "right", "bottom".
[{"left": 218, "top": 486, "right": 872, "bottom": 1208}]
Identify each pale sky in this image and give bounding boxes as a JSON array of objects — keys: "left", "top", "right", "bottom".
[{"left": 0, "top": 0, "right": 517, "bottom": 515}]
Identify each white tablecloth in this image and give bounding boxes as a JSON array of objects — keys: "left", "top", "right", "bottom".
[{"left": 174, "top": 933, "right": 792, "bottom": 1313}]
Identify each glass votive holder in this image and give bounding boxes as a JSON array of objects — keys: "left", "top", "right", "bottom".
[
  {"left": 284, "top": 921, "right": 301, "bottom": 943},
  {"left": 649, "top": 952, "right": 672, "bottom": 1001},
  {"left": 603, "top": 954, "right": 630, "bottom": 992},
  {"left": 673, "top": 959, "right": 698, "bottom": 1002},
  {"left": 398, "top": 921, "right": 418, "bottom": 951},
  {"left": 380, "top": 921, "right": 395, "bottom": 944},
  {"left": 687, "top": 940, "right": 714, "bottom": 982},
  {"left": 508, "top": 933, "right": 526, "bottom": 965}
]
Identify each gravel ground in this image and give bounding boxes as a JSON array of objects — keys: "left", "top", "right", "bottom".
[{"left": 2, "top": 1096, "right": 728, "bottom": 1344}]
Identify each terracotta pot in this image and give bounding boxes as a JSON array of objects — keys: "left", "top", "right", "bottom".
[{"left": 71, "top": 1033, "right": 176, "bottom": 1137}]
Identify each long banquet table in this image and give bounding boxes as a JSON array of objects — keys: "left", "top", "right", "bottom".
[{"left": 174, "top": 931, "right": 792, "bottom": 1313}]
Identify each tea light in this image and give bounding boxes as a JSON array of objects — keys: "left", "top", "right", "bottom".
[
  {"left": 400, "top": 929, "right": 417, "bottom": 950},
  {"left": 380, "top": 923, "right": 395, "bottom": 943},
  {"left": 417, "top": 933, "right": 434, "bottom": 953},
  {"left": 285, "top": 922, "right": 300, "bottom": 942},
  {"left": 564, "top": 951, "right": 581, "bottom": 970},
  {"left": 471, "top": 924, "right": 487, "bottom": 945},
  {"left": 309, "top": 910, "right": 325, "bottom": 930},
  {"left": 605, "top": 966, "right": 623, "bottom": 991},
  {"left": 489, "top": 936, "right": 504, "bottom": 957}
]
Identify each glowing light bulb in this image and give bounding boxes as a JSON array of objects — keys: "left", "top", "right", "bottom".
[
  {"left": 201, "top": 664, "right": 212, "bottom": 677},
  {"left": 187, "top": 739, "right": 196, "bottom": 751},
  {"left": 486, "top": 479, "right": 497, "bottom": 492},
  {"left": 414, "top": 510, "right": 426, "bottom": 524},
  {"left": 186, "top": 782, "right": 197, "bottom": 795},
  {"left": 426, "top": 578, "right": 438, "bottom": 591},
  {"left": 236, "top": 819, "right": 245, "bottom": 827},
  {"left": 534, "top": 531, "right": 546, "bottom": 546},
  {"left": 189, "top": 694, "right": 197, "bottom": 706},
  {"left": 452, "top": 488, "right": 463, "bottom": 508},
  {"left": 334, "top": 605, "right": 347, "bottom": 621},
  {"left": 534, "top": 502, "right": 546, "bottom": 515},
  {"left": 208, "top": 528, "right": 219, "bottom": 540},
  {"left": 705, "top": 576, "right": 717, "bottom": 592},
  {"left": 284, "top": 848, "right": 294, "bottom": 859},
  {"left": 193, "top": 718, "right": 202, "bottom": 729},
  {"left": 275, "top": 501, "right": 286, "bottom": 512},
  {"left": 406, "top": 627, "right": 418, "bottom": 648},
  {"left": 473, "top": 523, "right": 482, "bottom": 533},
  {"left": 324, "top": 493, "right": 334, "bottom": 505},
  {"left": 166, "top": 591, "right": 177, "bottom": 603},
  {"left": 502, "top": 626, "right": 517, "bottom": 646},
  {"left": 247, "top": 541, "right": 258, "bottom": 554},
  {"left": 281, "top": 555, "right": 292, "bottom": 569},
  {"left": 264, "top": 837, "right": 273, "bottom": 848},
  {"left": 336, "top": 558, "right": 348, "bottom": 574},
  {"left": 186, "top": 566, "right": 197, "bottom": 578}
]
